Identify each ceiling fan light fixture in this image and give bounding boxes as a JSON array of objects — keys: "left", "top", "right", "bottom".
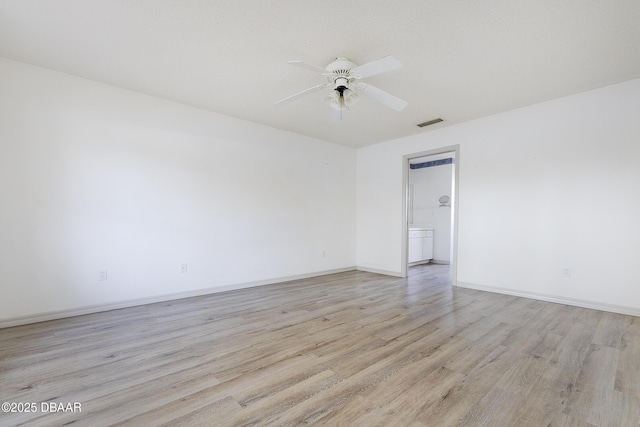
[
  {"left": 326, "top": 88, "right": 358, "bottom": 110},
  {"left": 343, "top": 89, "right": 358, "bottom": 107},
  {"left": 325, "top": 91, "right": 341, "bottom": 109}
]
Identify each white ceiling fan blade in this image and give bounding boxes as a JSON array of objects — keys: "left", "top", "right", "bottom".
[
  {"left": 360, "top": 84, "right": 408, "bottom": 111},
  {"left": 276, "top": 83, "right": 330, "bottom": 105},
  {"left": 351, "top": 56, "right": 402, "bottom": 79},
  {"left": 288, "top": 60, "right": 327, "bottom": 74}
]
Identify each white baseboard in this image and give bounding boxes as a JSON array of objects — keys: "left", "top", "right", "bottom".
[
  {"left": 356, "top": 266, "right": 403, "bottom": 277},
  {"left": 0, "top": 266, "right": 357, "bottom": 329},
  {"left": 407, "top": 260, "right": 450, "bottom": 267},
  {"left": 457, "top": 281, "right": 640, "bottom": 317}
]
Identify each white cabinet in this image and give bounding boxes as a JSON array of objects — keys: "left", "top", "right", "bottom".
[
  {"left": 408, "top": 235, "right": 423, "bottom": 263},
  {"left": 421, "top": 231, "right": 433, "bottom": 260},
  {"left": 408, "top": 228, "right": 434, "bottom": 264}
]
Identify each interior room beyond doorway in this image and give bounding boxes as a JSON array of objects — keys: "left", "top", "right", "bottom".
[{"left": 407, "top": 151, "right": 456, "bottom": 283}]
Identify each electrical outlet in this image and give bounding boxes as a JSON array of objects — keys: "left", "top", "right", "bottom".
[
  {"left": 322, "top": 250, "right": 326, "bottom": 258},
  {"left": 98, "top": 270, "right": 108, "bottom": 281},
  {"left": 562, "top": 267, "right": 572, "bottom": 278},
  {"left": 180, "top": 264, "right": 188, "bottom": 273}
]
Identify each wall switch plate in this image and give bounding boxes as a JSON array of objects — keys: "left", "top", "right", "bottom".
[
  {"left": 180, "top": 264, "right": 188, "bottom": 273},
  {"left": 98, "top": 270, "right": 108, "bottom": 281}
]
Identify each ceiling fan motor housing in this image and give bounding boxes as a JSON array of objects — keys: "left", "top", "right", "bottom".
[
  {"left": 334, "top": 77, "right": 349, "bottom": 94},
  {"left": 325, "top": 57, "right": 357, "bottom": 73},
  {"left": 326, "top": 57, "right": 357, "bottom": 93}
]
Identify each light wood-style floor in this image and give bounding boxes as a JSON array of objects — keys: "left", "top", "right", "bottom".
[{"left": 1, "top": 265, "right": 639, "bottom": 426}]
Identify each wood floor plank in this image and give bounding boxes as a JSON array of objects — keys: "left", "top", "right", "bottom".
[
  {"left": 564, "top": 344, "right": 637, "bottom": 427},
  {"left": 416, "top": 344, "right": 518, "bottom": 426},
  {"left": 508, "top": 364, "right": 577, "bottom": 426},
  {"left": 549, "top": 413, "right": 599, "bottom": 426},
  {"left": 157, "top": 396, "right": 242, "bottom": 427},
  {"left": 592, "top": 311, "right": 630, "bottom": 349},
  {"left": 1, "top": 264, "right": 638, "bottom": 426},
  {"left": 457, "top": 386, "right": 521, "bottom": 427},
  {"left": 213, "top": 370, "right": 342, "bottom": 426},
  {"left": 321, "top": 366, "right": 465, "bottom": 426},
  {"left": 615, "top": 319, "right": 640, "bottom": 400}
]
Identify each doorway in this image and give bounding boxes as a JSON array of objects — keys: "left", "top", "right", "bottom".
[{"left": 401, "top": 146, "right": 459, "bottom": 285}]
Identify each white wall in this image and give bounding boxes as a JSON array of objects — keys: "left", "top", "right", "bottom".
[
  {"left": 0, "top": 58, "right": 356, "bottom": 323},
  {"left": 357, "top": 79, "right": 640, "bottom": 314},
  {"left": 409, "top": 157, "right": 453, "bottom": 263},
  {"left": 3, "top": 56, "right": 639, "bottom": 324}
]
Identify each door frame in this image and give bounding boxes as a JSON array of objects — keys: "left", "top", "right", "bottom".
[{"left": 400, "top": 145, "right": 460, "bottom": 285}]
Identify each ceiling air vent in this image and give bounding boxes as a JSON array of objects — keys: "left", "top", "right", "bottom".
[{"left": 417, "top": 118, "right": 444, "bottom": 128}]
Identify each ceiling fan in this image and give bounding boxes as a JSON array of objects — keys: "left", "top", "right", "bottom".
[{"left": 276, "top": 56, "right": 408, "bottom": 121}]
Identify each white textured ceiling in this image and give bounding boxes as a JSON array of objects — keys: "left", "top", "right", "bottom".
[{"left": 1, "top": 0, "right": 639, "bottom": 148}]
